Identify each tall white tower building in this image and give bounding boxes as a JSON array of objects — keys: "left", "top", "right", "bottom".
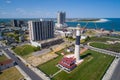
[
  {"left": 55, "top": 11, "right": 67, "bottom": 28},
  {"left": 74, "top": 24, "right": 81, "bottom": 63}
]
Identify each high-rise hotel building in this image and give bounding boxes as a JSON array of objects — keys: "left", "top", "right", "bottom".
[
  {"left": 12, "top": 19, "right": 19, "bottom": 27},
  {"left": 55, "top": 11, "right": 67, "bottom": 28},
  {"left": 28, "top": 20, "right": 54, "bottom": 41},
  {"left": 57, "top": 11, "right": 66, "bottom": 25}
]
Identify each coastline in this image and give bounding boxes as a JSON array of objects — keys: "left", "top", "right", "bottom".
[{"left": 94, "top": 18, "right": 109, "bottom": 23}]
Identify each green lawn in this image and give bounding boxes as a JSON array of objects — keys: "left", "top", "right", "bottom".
[
  {"left": 90, "top": 37, "right": 114, "bottom": 42},
  {"left": 38, "top": 50, "right": 114, "bottom": 80},
  {"left": 0, "top": 55, "right": 8, "bottom": 62},
  {"left": 104, "top": 36, "right": 120, "bottom": 39},
  {"left": 90, "top": 42, "right": 109, "bottom": 49},
  {"left": 38, "top": 49, "right": 64, "bottom": 76},
  {"left": 90, "top": 42, "right": 120, "bottom": 53},
  {"left": 0, "top": 67, "right": 24, "bottom": 80},
  {"left": 13, "top": 44, "right": 40, "bottom": 56},
  {"left": 83, "top": 37, "right": 115, "bottom": 44}
]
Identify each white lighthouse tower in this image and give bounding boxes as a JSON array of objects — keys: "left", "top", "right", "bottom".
[
  {"left": 62, "top": 24, "right": 83, "bottom": 65},
  {"left": 74, "top": 24, "right": 81, "bottom": 63}
]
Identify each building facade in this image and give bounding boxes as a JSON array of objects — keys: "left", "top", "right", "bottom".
[
  {"left": 12, "top": 19, "right": 18, "bottom": 27},
  {"left": 12, "top": 20, "right": 25, "bottom": 27},
  {"left": 28, "top": 20, "right": 54, "bottom": 41},
  {"left": 57, "top": 11, "right": 66, "bottom": 24},
  {"left": 55, "top": 11, "right": 67, "bottom": 28},
  {"left": 58, "top": 57, "right": 76, "bottom": 72}
]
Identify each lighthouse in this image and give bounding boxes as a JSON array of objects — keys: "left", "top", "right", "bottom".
[
  {"left": 57, "top": 24, "right": 83, "bottom": 72},
  {"left": 74, "top": 24, "right": 81, "bottom": 63}
]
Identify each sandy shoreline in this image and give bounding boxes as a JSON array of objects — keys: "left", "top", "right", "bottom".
[{"left": 94, "top": 18, "right": 109, "bottom": 23}]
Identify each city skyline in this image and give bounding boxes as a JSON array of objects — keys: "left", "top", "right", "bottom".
[{"left": 0, "top": 0, "right": 120, "bottom": 18}]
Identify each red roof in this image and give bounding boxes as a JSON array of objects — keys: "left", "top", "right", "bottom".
[
  {"left": 61, "top": 57, "right": 75, "bottom": 64},
  {"left": 0, "top": 59, "right": 13, "bottom": 66},
  {"left": 59, "top": 57, "right": 76, "bottom": 69}
]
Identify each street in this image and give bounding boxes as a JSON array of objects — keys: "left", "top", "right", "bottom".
[
  {"left": 0, "top": 46, "right": 43, "bottom": 80},
  {"left": 80, "top": 44, "right": 120, "bottom": 57}
]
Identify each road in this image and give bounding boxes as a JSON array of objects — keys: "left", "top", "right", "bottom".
[
  {"left": 0, "top": 46, "right": 43, "bottom": 80},
  {"left": 110, "top": 59, "right": 120, "bottom": 80},
  {"left": 80, "top": 44, "right": 120, "bottom": 57}
]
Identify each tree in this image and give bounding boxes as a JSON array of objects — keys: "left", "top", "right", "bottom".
[
  {"left": 34, "top": 46, "right": 41, "bottom": 51},
  {"left": 14, "top": 30, "right": 19, "bottom": 34}
]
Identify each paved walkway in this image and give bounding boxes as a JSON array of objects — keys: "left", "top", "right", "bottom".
[
  {"left": 81, "top": 44, "right": 120, "bottom": 57},
  {"left": 15, "top": 65, "right": 32, "bottom": 80},
  {"left": 51, "top": 69, "right": 62, "bottom": 78},
  {"left": 110, "top": 58, "right": 120, "bottom": 80},
  {"left": 2, "top": 50, "right": 11, "bottom": 59},
  {"left": 102, "top": 58, "right": 120, "bottom": 80}
]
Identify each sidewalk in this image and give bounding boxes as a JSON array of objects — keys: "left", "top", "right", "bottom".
[
  {"left": 2, "top": 49, "right": 32, "bottom": 80},
  {"left": 9, "top": 48, "right": 50, "bottom": 80},
  {"left": 102, "top": 58, "right": 120, "bottom": 80},
  {"left": 2, "top": 50, "right": 11, "bottom": 59},
  {"left": 15, "top": 65, "right": 32, "bottom": 80}
]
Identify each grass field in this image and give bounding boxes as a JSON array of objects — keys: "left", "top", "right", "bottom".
[
  {"left": 38, "top": 49, "right": 64, "bottom": 76},
  {"left": 90, "top": 42, "right": 109, "bottom": 49},
  {"left": 0, "top": 55, "right": 8, "bottom": 62},
  {"left": 38, "top": 50, "right": 114, "bottom": 80},
  {"left": 0, "top": 67, "right": 24, "bottom": 80},
  {"left": 85, "top": 37, "right": 115, "bottom": 43},
  {"left": 90, "top": 42, "right": 120, "bottom": 53},
  {"left": 13, "top": 44, "right": 40, "bottom": 56},
  {"left": 104, "top": 35, "right": 120, "bottom": 39},
  {"left": 83, "top": 37, "right": 115, "bottom": 44},
  {"left": 90, "top": 37, "right": 114, "bottom": 42}
]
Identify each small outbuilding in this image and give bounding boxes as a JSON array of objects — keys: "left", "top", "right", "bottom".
[{"left": 0, "top": 59, "right": 15, "bottom": 71}]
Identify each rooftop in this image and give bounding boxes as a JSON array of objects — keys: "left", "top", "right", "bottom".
[
  {"left": 59, "top": 57, "right": 76, "bottom": 69},
  {"left": 0, "top": 59, "right": 13, "bottom": 66}
]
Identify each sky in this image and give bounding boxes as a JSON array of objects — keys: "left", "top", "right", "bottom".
[{"left": 0, "top": 0, "right": 120, "bottom": 18}]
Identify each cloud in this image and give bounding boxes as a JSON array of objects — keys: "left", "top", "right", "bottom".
[
  {"left": 5, "top": 0, "right": 11, "bottom": 4},
  {"left": 16, "top": 8, "right": 26, "bottom": 15},
  {"left": 0, "top": 7, "right": 56, "bottom": 18}
]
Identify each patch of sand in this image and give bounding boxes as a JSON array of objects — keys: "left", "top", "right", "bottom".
[
  {"left": 26, "top": 42, "right": 71, "bottom": 66},
  {"left": 26, "top": 53, "right": 58, "bottom": 66}
]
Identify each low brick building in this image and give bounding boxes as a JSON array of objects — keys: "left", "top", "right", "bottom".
[{"left": 0, "top": 59, "right": 15, "bottom": 71}]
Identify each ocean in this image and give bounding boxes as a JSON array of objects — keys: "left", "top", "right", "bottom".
[
  {"left": 66, "top": 18, "right": 120, "bottom": 31},
  {"left": 0, "top": 18, "right": 120, "bottom": 31}
]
